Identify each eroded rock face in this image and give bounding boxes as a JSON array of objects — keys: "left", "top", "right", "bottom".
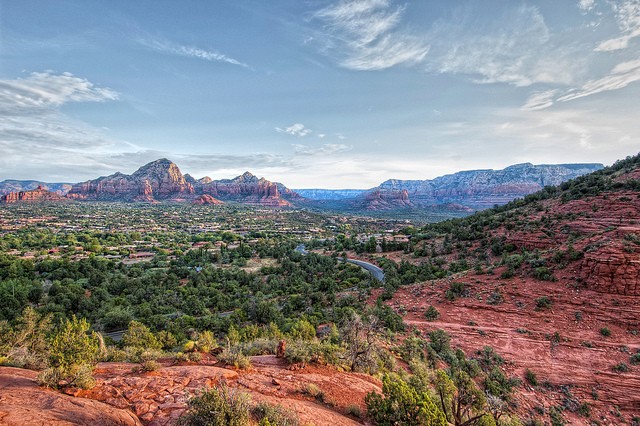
[
  {"left": 580, "top": 248, "right": 640, "bottom": 295},
  {"left": 75, "top": 363, "right": 239, "bottom": 425},
  {"left": 0, "top": 366, "right": 142, "bottom": 426},
  {"left": 68, "top": 159, "right": 194, "bottom": 202},
  {"left": 201, "top": 171, "right": 297, "bottom": 206},
  {"left": 362, "top": 189, "right": 412, "bottom": 209},
  {"left": 0, "top": 186, "right": 64, "bottom": 203},
  {"left": 363, "top": 163, "right": 603, "bottom": 209},
  {"left": 193, "top": 194, "right": 223, "bottom": 205}
]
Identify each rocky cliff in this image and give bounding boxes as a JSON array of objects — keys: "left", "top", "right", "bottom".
[
  {"left": 66, "top": 160, "right": 299, "bottom": 206},
  {"left": 201, "top": 171, "right": 299, "bottom": 206},
  {"left": 0, "top": 180, "right": 72, "bottom": 196},
  {"left": 67, "top": 159, "right": 195, "bottom": 202},
  {"left": 362, "top": 163, "right": 603, "bottom": 210},
  {"left": 1, "top": 186, "right": 65, "bottom": 203}
]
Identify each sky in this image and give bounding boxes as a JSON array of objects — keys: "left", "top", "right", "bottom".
[{"left": 1, "top": 0, "right": 639, "bottom": 188}]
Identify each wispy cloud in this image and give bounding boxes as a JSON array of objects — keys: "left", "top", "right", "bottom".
[
  {"left": 275, "top": 123, "right": 312, "bottom": 137},
  {"left": 313, "top": 0, "right": 429, "bottom": 70},
  {"left": 557, "top": 59, "right": 640, "bottom": 102},
  {"left": 578, "top": 0, "right": 596, "bottom": 12},
  {"left": 428, "top": 5, "right": 581, "bottom": 87},
  {"left": 0, "top": 71, "right": 133, "bottom": 180},
  {"left": 139, "top": 38, "right": 250, "bottom": 68},
  {"left": 292, "top": 143, "right": 351, "bottom": 155},
  {"left": 522, "top": 89, "right": 559, "bottom": 111},
  {"left": 0, "top": 71, "right": 118, "bottom": 113},
  {"left": 594, "top": 0, "right": 640, "bottom": 51}
]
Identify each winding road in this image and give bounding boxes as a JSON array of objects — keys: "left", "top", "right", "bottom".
[{"left": 295, "top": 244, "right": 385, "bottom": 283}]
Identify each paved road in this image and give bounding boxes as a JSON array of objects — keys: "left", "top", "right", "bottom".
[{"left": 295, "top": 244, "right": 385, "bottom": 283}]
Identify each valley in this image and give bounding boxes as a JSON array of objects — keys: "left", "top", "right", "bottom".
[{"left": 0, "top": 154, "right": 639, "bottom": 425}]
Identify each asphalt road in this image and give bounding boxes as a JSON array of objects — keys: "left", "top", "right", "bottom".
[{"left": 295, "top": 244, "right": 385, "bottom": 283}]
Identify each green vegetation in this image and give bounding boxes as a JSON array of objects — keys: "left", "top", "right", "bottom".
[
  {"left": 176, "top": 382, "right": 251, "bottom": 426},
  {"left": 424, "top": 305, "right": 440, "bottom": 321}
]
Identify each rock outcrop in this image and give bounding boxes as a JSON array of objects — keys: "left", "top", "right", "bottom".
[
  {"left": 67, "top": 159, "right": 194, "bottom": 202},
  {"left": 361, "top": 163, "right": 603, "bottom": 210},
  {"left": 66, "top": 160, "right": 298, "bottom": 206},
  {"left": 0, "top": 180, "right": 72, "bottom": 196},
  {"left": 201, "top": 171, "right": 299, "bottom": 206},
  {"left": 580, "top": 247, "right": 640, "bottom": 296},
  {"left": 193, "top": 194, "right": 223, "bottom": 205},
  {"left": 0, "top": 186, "right": 65, "bottom": 203},
  {"left": 0, "top": 366, "right": 142, "bottom": 426},
  {"left": 362, "top": 188, "right": 412, "bottom": 210}
]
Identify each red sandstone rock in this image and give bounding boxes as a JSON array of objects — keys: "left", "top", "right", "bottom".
[
  {"left": 0, "top": 366, "right": 142, "bottom": 425},
  {"left": 0, "top": 186, "right": 64, "bottom": 203}
]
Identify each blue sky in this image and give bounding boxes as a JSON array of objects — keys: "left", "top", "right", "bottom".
[{"left": 1, "top": 0, "right": 639, "bottom": 188}]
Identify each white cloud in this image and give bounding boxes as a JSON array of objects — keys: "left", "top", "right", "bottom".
[
  {"left": 0, "top": 71, "right": 118, "bottom": 113},
  {"left": 595, "top": 0, "right": 640, "bottom": 51},
  {"left": 557, "top": 59, "right": 640, "bottom": 102},
  {"left": 522, "top": 89, "right": 559, "bottom": 110},
  {"left": 579, "top": 0, "right": 596, "bottom": 12},
  {"left": 429, "top": 5, "right": 581, "bottom": 87},
  {"left": 276, "top": 123, "right": 313, "bottom": 137},
  {"left": 313, "top": 0, "right": 429, "bottom": 70},
  {"left": 292, "top": 143, "right": 351, "bottom": 155},
  {"left": 0, "top": 72, "right": 133, "bottom": 180},
  {"left": 139, "top": 38, "right": 249, "bottom": 68}
]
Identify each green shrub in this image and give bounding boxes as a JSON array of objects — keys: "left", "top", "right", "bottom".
[
  {"left": 600, "top": 327, "right": 611, "bottom": 337},
  {"left": 535, "top": 296, "right": 552, "bottom": 310},
  {"left": 630, "top": 352, "right": 640, "bottom": 364},
  {"left": 142, "top": 360, "right": 160, "bottom": 371},
  {"left": 346, "top": 404, "right": 362, "bottom": 418},
  {"left": 445, "top": 282, "right": 467, "bottom": 301},
  {"left": 525, "top": 369, "right": 538, "bottom": 386},
  {"left": 578, "top": 402, "right": 591, "bottom": 417},
  {"left": 252, "top": 402, "right": 299, "bottom": 426},
  {"left": 533, "top": 267, "right": 555, "bottom": 281},
  {"left": 122, "top": 321, "right": 161, "bottom": 350},
  {"left": 176, "top": 382, "right": 251, "bottom": 426},
  {"left": 612, "top": 362, "right": 629, "bottom": 373},
  {"left": 549, "top": 406, "right": 565, "bottom": 426},
  {"left": 39, "top": 316, "right": 99, "bottom": 389},
  {"left": 219, "top": 346, "right": 251, "bottom": 369},
  {"left": 486, "top": 291, "right": 504, "bottom": 305},
  {"left": 302, "top": 383, "right": 324, "bottom": 401},
  {"left": 365, "top": 374, "right": 447, "bottom": 426},
  {"left": 424, "top": 305, "right": 440, "bottom": 321}
]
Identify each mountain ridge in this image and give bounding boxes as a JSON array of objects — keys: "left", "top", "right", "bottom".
[{"left": 0, "top": 159, "right": 603, "bottom": 212}]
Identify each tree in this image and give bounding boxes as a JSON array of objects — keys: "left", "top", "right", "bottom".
[
  {"left": 0, "top": 306, "right": 53, "bottom": 369},
  {"left": 433, "top": 369, "right": 489, "bottom": 426},
  {"left": 122, "top": 320, "right": 161, "bottom": 350},
  {"left": 40, "top": 316, "right": 99, "bottom": 389},
  {"left": 176, "top": 381, "right": 251, "bottom": 426},
  {"left": 365, "top": 374, "right": 447, "bottom": 426},
  {"left": 340, "top": 312, "right": 380, "bottom": 373}
]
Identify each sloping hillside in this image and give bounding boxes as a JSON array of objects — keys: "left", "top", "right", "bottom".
[{"left": 377, "top": 154, "right": 640, "bottom": 424}]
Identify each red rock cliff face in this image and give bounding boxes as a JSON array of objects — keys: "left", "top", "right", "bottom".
[
  {"left": 67, "top": 159, "right": 194, "bottom": 202},
  {"left": 1, "top": 186, "right": 64, "bottom": 203},
  {"left": 362, "top": 189, "right": 412, "bottom": 210},
  {"left": 580, "top": 246, "right": 640, "bottom": 296},
  {"left": 201, "top": 172, "right": 294, "bottom": 206}
]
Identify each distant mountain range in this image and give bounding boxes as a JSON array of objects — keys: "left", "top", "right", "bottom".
[
  {"left": 296, "top": 162, "right": 604, "bottom": 210},
  {"left": 0, "top": 159, "right": 603, "bottom": 214}
]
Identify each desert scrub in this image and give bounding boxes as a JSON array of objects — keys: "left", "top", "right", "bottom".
[
  {"left": 219, "top": 346, "right": 251, "bottom": 370},
  {"left": 176, "top": 382, "right": 251, "bottom": 426},
  {"left": 535, "top": 296, "right": 552, "bottom": 310},
  {"left": 525, "top": 369, "right": 538, "bottom": 386},
  {"left": 252, "top": 402, "right": 299, "bottom": 426},
  {"left": 424, "top": 305, "right": 440, "bottom": 321}
]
